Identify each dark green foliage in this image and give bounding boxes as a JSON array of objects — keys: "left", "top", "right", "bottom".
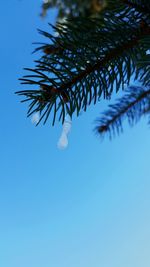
[
  {"left": 96, "top": 86, "right": 150, "bottom": 138},
  {"left": 16, "top": 0, "right": 150, "bottom": 138},
  {"left": 41, "top": 0, "right": 107, "bottom": 18},
  {"left": 136, "top": 54, "right": 150, "bottom": 86}
]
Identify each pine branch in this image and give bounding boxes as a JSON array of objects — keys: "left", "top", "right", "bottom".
[
  {"left": 95, "top": 86, "right": 150, "bottom": 138},
  {"left": 50, "top": 21, "right": 150, "bottom": 93},
  {"left": 17, "top": 0, "right": 150, "bottom": 132},
  {"left": 16, "top": 16, "right": 150, "bottom": 124}
]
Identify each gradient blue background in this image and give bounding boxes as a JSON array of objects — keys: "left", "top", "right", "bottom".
[{"left": 1, "top": 1, "right": 150, "bottom": 266}]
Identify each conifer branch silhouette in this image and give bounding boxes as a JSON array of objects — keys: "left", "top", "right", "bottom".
[{"left": 16, "top": 0, "right": 150, "bottom": 138}]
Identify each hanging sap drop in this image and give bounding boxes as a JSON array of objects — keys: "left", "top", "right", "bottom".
[
  {"left": 31, "top": 112, "right": 40, "bottom": 124},
  {"left": 57, "top": 115, "right": 72, "bottom": 150},
  {"left": 57, "top": 132, "right": 68, "bottom": 150}
]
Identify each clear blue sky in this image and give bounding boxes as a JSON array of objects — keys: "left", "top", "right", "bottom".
[{"left": 1, "top": 1, "right": 150, "bottom": 267}]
